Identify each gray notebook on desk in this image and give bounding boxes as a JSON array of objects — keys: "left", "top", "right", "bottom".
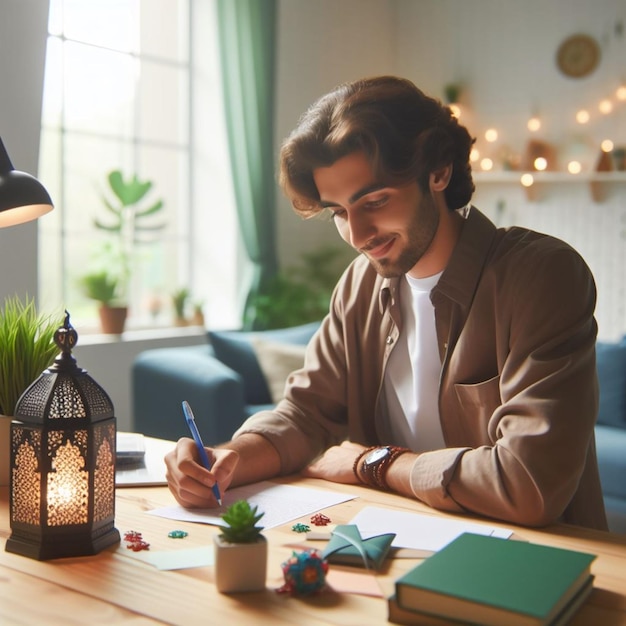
[{"left": 115, "top": 435, "right": 174, "bottom": 487}]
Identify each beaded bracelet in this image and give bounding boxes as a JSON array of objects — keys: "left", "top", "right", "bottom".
[
  {"left": 372, "top": 446, "right": 410, "bottom": 490},
  {"left": 352, "top": 446, "right": 376, "bottom": 484},
  {"left": 353, "top": 445, "right": 411, "bottom": 490}
]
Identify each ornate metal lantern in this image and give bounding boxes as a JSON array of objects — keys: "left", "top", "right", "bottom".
[{"left": 5, "top": 312, "right": 120, "bottom": 560}]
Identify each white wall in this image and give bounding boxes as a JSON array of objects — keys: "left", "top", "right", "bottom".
[
  {"left": 0, "top": 0, "right": 49, "bottom": 304},
  {"left": 274, "top": 0, "right": 397, "bottom": 269}
]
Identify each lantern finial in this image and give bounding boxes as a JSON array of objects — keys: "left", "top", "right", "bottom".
[{"left": 49, "top": 309, "right": 81, "bottom": 373}]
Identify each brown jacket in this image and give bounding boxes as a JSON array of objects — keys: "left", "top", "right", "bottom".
[{"left": 235, "top": 207, "right": 608, "bottom": 530}]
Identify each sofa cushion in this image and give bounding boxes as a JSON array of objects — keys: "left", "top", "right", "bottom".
[
  {"left": 251, "top": 338, "right": 307, "bottom": 403},
  {"left": 595, "top": 423, "right": 626, "bottom": 500},
  {"left": 596, "top": 337, "right": 626, "bottom": 429},
  {"left": 208, "top": 322, "right": 319, "bottom": 405}
]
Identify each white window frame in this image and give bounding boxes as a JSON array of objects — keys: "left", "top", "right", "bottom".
[{"left": 37, "top": 0, "right": 242, "bottom": 334}]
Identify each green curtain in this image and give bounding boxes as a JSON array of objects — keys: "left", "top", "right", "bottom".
[{"left": 216, "top": 0, "right": 277, "bottom": 329}]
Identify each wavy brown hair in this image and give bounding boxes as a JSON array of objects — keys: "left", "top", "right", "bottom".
[{"left": 279, "top": 76, "right": 475, "bottom": 218}]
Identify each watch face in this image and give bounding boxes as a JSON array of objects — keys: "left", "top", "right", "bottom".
[{"left": 365, "top": 447, "right": 390, "bottom": 466}]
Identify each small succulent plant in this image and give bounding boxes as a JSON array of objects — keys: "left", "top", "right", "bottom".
[{"left": 219, "top": 500, "right": 265, "bottom": 544}]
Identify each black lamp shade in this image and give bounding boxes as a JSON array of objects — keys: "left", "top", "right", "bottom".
[{"left": 0, "top": 137, "right": 54, "bottom": 227}]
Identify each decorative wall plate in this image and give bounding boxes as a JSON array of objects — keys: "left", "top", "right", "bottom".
[{"left": 556, "top": 33, "right": 600, "bottom": 78}]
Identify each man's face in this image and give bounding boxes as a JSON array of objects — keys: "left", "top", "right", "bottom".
[{"left": 313, "top": 151, "right": 440, "bottom": 278}]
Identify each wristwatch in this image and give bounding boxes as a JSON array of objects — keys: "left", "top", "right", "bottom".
[
  {"left": 362, "top": 446, "right": 392, "bottom": 472},
  {"left": 358, "top": 446, "right": 409, "bottom": 489}
]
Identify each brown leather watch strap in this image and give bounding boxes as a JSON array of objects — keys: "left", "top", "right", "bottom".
[{"left": 353, "top": 446, "right": 376, "bottom": 484}]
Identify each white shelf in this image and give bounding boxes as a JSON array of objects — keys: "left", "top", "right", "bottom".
[
  {"left": 473, "top": 170, "right": 626, "bottom": 202},
  {"left": 473, "top": 171, "right": 626, "bottom": 183}
]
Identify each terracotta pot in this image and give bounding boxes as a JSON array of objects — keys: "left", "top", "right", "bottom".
[
  {"left": 1, "top": 415, "right": 11, "bottom": 486},
  {"left": 98, "top": 305, "right": 128, "bottom": 334},
  {"left": 213, "top": 534, "right": 267, "bottom": 593},
  {"left": 191, "top": 311, "right": 205, "bottom": 327}
]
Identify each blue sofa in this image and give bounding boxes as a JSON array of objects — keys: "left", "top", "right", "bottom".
[
  {"left": 594, "top": 337, "right": 626, "bottom": 533},
  {"left": 132, "top": 322, "right": 319, "bottom": 444},
  {"left": 132, "top": 326, "right": 626, "bottom": 533}
]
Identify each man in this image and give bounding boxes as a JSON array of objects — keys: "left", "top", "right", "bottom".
[{"left": 166, "top": 76, "right": 607, "bottom": 530}]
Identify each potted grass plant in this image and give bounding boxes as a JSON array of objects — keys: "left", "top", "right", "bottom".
[
  {"left": 214, "top": 500, "right": 267, "bottom": 593},
  {"left": 0, "top": 296, "right": 62, "bottom": 485}
]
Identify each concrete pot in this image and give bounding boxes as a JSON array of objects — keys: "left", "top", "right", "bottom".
[{"left": 213, "top": 534, "right": 267, "bottom": 593}]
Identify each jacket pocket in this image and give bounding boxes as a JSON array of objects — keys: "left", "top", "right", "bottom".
[{"left": 454, "top": 376, "right": 501, "bottom": 441}]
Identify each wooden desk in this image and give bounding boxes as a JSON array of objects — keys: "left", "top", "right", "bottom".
[{"left": 1, "top": 478, "right": 625, "bottom": 625}]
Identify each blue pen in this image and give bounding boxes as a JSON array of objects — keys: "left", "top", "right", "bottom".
[{"left": 182, "top": 400, "right": 222, "bottom": 505}]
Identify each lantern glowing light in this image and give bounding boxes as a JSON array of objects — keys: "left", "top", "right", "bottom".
[{"left": 6, "top": 312, "right": 120, "bottom": 560}]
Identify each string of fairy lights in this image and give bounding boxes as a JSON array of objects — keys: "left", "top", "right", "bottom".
[{"left": 449, "top": 83, "right": 626, "bottom": 189}]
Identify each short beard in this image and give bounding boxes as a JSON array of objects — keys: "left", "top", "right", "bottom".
[{"left": 365, "top": 194, "right": 440, "bottom": 278}]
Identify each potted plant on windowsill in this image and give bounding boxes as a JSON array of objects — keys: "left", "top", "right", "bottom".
[
  {"left": 0, "top": 296, "right": 62, "bottom": 485},
  {"left": 191, "top": 300, "right": 205, "bottom": 327},
  {"left": 78, "top": 270, "right": 127, "bottom": 335},
  {"left": 171, "top": 287, "right": 190, "bottom": 326},
  {"left": 79, "top": 170, "right": 165, "bottom": 333},
  {"left": 214, "top": 500, "right": 267, "bottom": 593}
]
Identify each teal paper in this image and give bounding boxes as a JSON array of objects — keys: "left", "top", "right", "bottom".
[{"left": 322, "top": 524, "right": 395, "bottom": 570}]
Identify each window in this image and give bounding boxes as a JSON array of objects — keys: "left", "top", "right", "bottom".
[{"left": 38, "top": 0, "right": 241, "bottom": 332}]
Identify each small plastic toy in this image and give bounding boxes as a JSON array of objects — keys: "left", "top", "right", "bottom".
[
  {"left": 277, "top": 549, "right": 328, "bottom": 596},
  {"left": 291, "top": 522, "right": 311, "bottom": 533},
  {"left": 123, "top": 530, "right": 150, "bottom": 551}
]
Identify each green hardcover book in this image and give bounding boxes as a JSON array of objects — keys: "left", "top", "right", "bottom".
[
  {"left": 388, "top": 594, "right": 454, "bottom": 625},
  {"left": 395, "top": 533, "right": 596, "bottom": 626},
  {"left": 389, "top": 580, "right": 594, "bottom": 626}
]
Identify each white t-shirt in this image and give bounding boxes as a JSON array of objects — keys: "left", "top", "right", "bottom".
[{"left": 382, "top": 271, "right": 445, "bottom": 452}]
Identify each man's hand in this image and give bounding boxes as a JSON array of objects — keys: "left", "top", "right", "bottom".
[
  {"left": 164, "top": 433, "right": 282, "bottom": 508},
  {"left": 302, "top": 440, "right": 367, "bottom": 484},
  {"left": 164, "top": 437, "right": 239, "bottom": 508}
]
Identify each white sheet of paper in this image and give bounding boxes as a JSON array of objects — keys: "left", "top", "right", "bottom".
[
  {"left": 147, "top": 546, "right": 214, "bottom": 570},
  {"left": 349, "top": 506, "right": 512, "bottom": 552},
  {"left": 147, "top": 481, "right": 357, "bottom": 530}
]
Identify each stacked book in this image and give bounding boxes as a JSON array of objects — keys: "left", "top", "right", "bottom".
[{"left": 389, "top": 532, "right": 595, "bottom": 625}]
